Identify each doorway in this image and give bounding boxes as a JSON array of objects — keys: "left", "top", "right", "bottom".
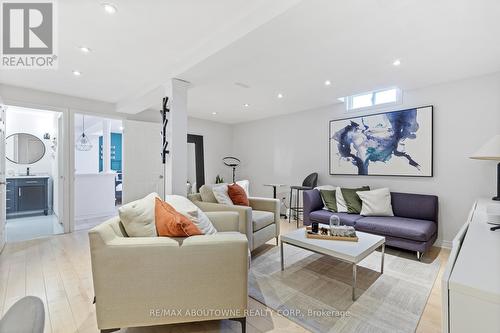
[
  {"left": 187, "top": 134, "right": 205, "bottom": 194},
  {"left": 74, "top": 114, "right": 123, "bottom": 231},
  {"left": 4, "top": 106, "right": 65, "bottom": 242}
]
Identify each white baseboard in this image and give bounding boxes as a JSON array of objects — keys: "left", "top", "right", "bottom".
[
  {"left": 75, "top": 210, "right": 117, "bottom": 222},
  {"left": 435, "top": 239, "right": 452, "bottom": 249}
]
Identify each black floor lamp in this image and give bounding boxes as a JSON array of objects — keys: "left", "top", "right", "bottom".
[{"left": 223, "top": 156, "right": 241, "bottom": 183}]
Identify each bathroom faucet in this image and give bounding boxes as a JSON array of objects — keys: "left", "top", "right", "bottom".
[{"left": 26, "top": 167, "right": 30, "bottom": 176}]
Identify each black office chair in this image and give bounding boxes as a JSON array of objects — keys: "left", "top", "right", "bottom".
[{"left": 288, "top": 172, "right": 318, "bottom": 227}]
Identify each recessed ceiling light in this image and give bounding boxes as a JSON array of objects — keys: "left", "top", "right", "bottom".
[
  {"left": 243, "top": 103, "right": 250, "bottom": 107},
  {"left": 211, "top": 112, "right": 217, "bottom": 115},
  {"left": 324, "top": 80, "right": 332, "bottom": 86},
  {"left": 72, "top": 70, "right": 81, "bottom": 76},
  {"left": 79, "top": 46, "right": 91, "bottom": 53},
  {"left": 277, "top": 93, "right": 283, "bottom": 99},
  {"left": 393, "top": 59, "right": 401, "bottom": 66},
  {"left": 102, "top": 3, "right": 117, "bottom": 14}
]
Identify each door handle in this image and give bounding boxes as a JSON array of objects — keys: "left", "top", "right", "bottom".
[
  {"left": 0, "top": 182, "right": 5, "bottom": 185},
  {"left": 19, "top": 188, "right": 21, "bottom": 197}
]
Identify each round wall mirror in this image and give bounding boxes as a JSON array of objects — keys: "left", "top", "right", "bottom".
[{"left": 6, "top": 133, "right": 46, "bottom": 164}]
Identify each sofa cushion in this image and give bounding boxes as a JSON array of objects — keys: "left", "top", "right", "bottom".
[
  {"left": 341, "top": 186, "right": 370, "bottom": 214},
  {"left": 357, "top": 188, "right": 394, "bottom": 217},
  {"left": 227, "top": 183, "right": 249, "bottom": 206},
  {"left": 391, "top": 192, "right": 438, "bottom": 222},
  {"left": 118, "top": 192, "right": 158, "bottom": 237},
  {"left": 236, "top": 180, "right": 250, "bottom": 196},
  {"left": 212, "top": 184, "right": 234, "bottom": 205},
  {"left": 319, "top": 189, "right": 337, "bottom": 212},
  {"left": 252, "top": 210, "right": 275, "bottom": 232},
  {"left": 309, "top": 210, "right": 363, "bottom": 227},
  {"left": 155, "top": 198, "right": 203, "bottom": 237},
  {"left": 164, "top": 195, "right": 217, "bottom": 235},
  {"left": 199, "top": 184, "right": 219, "bottom": 203},
  {"left": 336, "top": 186, "right": 369, "bottom": 213},
  {"left": 355, "top": 216, "right": 437, "bottom": 242}
]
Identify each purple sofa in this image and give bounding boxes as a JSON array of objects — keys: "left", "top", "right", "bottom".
[{"left": 303, "top": 190, "right": 438, "bottom": 259}]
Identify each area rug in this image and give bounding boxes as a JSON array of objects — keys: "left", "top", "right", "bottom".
[{"left": 249, "top": 244, "right": 440, "bottom": 333}]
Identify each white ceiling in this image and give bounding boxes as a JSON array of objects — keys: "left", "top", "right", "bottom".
[
  {"left": 0, "top": 0, "right": 300, "bottom": 103},
  {"left": 181, "top": 0, "right": 500, "bottom": 123},
  {"left": 2, "top": 1, "right": 500, "bottom": 124}
]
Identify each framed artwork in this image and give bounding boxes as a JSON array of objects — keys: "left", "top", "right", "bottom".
[{"left": 329, "top": 106, "right": 433, "bottom": 177}]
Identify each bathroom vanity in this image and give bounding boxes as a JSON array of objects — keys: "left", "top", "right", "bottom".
[{"left": 6, "top": 176, "right": 49, "bottom": 218}]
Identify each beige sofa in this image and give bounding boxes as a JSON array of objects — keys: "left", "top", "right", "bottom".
[
  {"left": 188, "top": 184, "right": 280, "bottom": 251},
  {"left": 89, "top": 211, "right": 248, "bottom": 332}
]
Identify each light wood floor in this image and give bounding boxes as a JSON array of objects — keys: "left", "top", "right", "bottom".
[{"left": 0, "top": 219, "right": 449, "bottom": 333}]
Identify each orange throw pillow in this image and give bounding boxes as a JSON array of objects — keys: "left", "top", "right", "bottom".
[
  {"left": 227, "top": 183, "right": 249, "bottom": 206},
  {"left": 155, "top": 197, "right": 203, "bottom": 237}
]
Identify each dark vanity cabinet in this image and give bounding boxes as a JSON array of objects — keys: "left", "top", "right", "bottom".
[{"left": 6, "top": 177, "right": 49, "bottom": 218}]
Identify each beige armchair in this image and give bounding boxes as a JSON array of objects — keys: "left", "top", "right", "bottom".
[
  {"left": 188, "top": 185, "right": 280, "bottom": 251},
  {"left": 89, "top": 211, "right": 248, "bottom": 333}
]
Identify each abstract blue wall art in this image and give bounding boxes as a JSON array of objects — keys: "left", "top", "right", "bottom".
[{"left": 329, "top": 106, "right": 433, "bottom": 176}]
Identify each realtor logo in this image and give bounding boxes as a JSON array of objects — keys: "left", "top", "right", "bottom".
[{"left": 1, "top": 0, "right": 58, "bottom": 68}]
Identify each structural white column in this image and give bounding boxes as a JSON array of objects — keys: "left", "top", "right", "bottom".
[
  {"left": 165, "top": 78, "right": 189, "bottom": 196},
  {"left": 102, "top": 119, "right": 111, "bottom": 172}
]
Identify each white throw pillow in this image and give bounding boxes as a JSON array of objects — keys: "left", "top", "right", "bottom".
[
  {"left": 357, "top": 188, "right": 394, "bottom": 217},
  {"left": 119, "top": 192, "right": 158, "bottom": 237},
  {"left": 314, "top": 185, "right": 336, "bottom": 191},
  {"left": 163, "top": 195, "right": 217, "bottom": 234},
  {"left": 335, "top": 187, "right": 348, "bottom": 213},
  {"left": 236, "top": 180, "right": 250, "bottom": 196},
  {"left": 212, "top": 184, "right": 234, "bottom": 205}
]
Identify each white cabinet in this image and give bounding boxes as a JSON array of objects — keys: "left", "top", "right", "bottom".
[{"left": 442, "top": 199, "right": 500, "bottom": 333}]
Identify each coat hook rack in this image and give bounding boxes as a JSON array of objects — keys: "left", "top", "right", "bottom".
[{"left": 161, "top": 96, "right": 169, "bottom": 164}]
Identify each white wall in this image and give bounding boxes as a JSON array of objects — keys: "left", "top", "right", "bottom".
[
  {"left": 188, "top": 117, "right": 234, "bottom": 184},
  {"left": 52, "top": 114, "right": 60, "bottom": 218},
  {"left": 74, "top": 134, "right": 100, "bottom": 173},
  {"left": 232, "top": 73, "right": 500, "bottom": 246}
]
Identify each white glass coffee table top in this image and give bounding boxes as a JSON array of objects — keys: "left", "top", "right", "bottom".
[{"left": 280, "top": 227, "right": 385, "bottom": 300}]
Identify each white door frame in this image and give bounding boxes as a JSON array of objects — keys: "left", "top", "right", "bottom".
[
  {"left": 1, "top": 99, "right": 72, "bottom": 233},
  {"left": 69, "top": 110, "right": 125, "bottom": 232},
  {"left": 0, "top": 101, "right": 5, "bottom": 251}
]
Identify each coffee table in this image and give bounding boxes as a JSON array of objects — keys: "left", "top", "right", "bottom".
[{"left": 280, "top": 228, "right": 385, "bottom": 301}]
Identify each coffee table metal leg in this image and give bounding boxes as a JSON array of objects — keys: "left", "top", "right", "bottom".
[
  {"left": 381, "top": 244, "right": 385, "bottom": 274},
  {"left": 280, "top": 240, "right": 284, "bottom": 271},
  {"left": 352, "top": 263, "right": 357, "bottom": 301}
]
